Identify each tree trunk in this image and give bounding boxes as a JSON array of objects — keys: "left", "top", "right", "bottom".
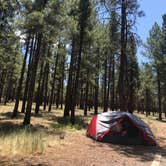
[
  {"left": 94, "top": 73, "right": 99, "bottom": 115},
  {"left": 48, "top": 48, "right": 59, "bottom": 112},
  {"left": 12, "top": 35, "right": 30, "bottom": 117},
  {"left": 64, "top": 37, "right": 76, "bottom": 117},
  {"left": 35, "top": 56, "right": 45, "bottom": 114},
  {"left": 0, "top": 70, "right": 7, "bottom": 103},
  {"left": 79, "top": 81, "right": 84, "bottom": 109},
  {"left": 23, "top": 34, "right": 42, "bottom": 125},
  {"left": 56, "top": 78, "right": 61, "bottom": 108},
  {"left": 145, "top": 88, "right": 150, "bottom": 117},
  {"left": 4, "top": 72, "right": 13, "bottom": 105},
  {"left": 70, "top": 28, "right": 84, "bottom": 124},
  {"left": 21, "top": 36, "right": 36, "bottom": 113},
  {"left": 118, "top": 0, "right": 128, "bottom": 112},
  {"left": 11, "top": 84, "right": 16, "bottom": 102},
  {"left": 128, "top": 66, "right": 134, "bottom": 114},
  {"left": 107, "top": 56, "right": 112, "bottom": 110},
  {"left": 43, "top": 60, "right": 49, "bottom": 111},
  {"left": 103, "top": 59, "right": 108, "bottom": 112},
  {"left": 84, "top": 72, "right": 89, "bottom": 116},
  {"left": 157, "top": 70, "right": 162, "bottom": 120},
  {"left": 111, "top": 53, "right": 115, "bottom": 111},
  {"left": 70, "top": 0, "right": 90, "bottom": 123},
  {"left": 60, "top": 78, "right": 64, "bottom": 109}
]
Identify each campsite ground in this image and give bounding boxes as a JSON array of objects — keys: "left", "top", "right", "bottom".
[{"left": 0, "top": 103, "right": 165, "bottom": 166}]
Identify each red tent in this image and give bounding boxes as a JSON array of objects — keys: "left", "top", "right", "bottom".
[{"left": 87, "top": 112, "right": 156, "bottom": 145}]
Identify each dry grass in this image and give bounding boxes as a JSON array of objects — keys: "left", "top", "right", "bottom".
[
  {"left": 0, "top": 103, "right": 90, "bottom": 157},
  {"left": 0, "top": 126, "right": 48, "bottom": 156},
  {"left": 0, "top": 103, "right": 48, "bottom": 156},
  {"left": 0, "top": 103, "right": 164, "bottom": 158}
]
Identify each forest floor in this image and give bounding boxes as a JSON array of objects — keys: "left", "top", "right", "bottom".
[{"left": 0, "top": 103, "right": 166, "bottom": 166}]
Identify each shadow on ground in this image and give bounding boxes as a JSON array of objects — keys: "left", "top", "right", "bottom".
[
  {"left": 0, "top": 109, "right": 89, "bottom": 137},
  {"left": 0, "top": 120, "right": 65, "bottom": 137},
  {"left": 0, "top": 121, "right": 47, "bottom": 136},
  {"left": 0, "top": 121, "right": 23, "bottom": 135},
  {"left": 87, "top": 136, "right": 166, "bottom": 163},
  {"left": 41, "top": 111, "right": 89, "bottom": 130},
  {"left": 49, "top": 115, "right": 89, "bottom": 131},
  {"left": 104, "top": 142, "right": 166, "bottom": 163},
  {"left": 0, "top": 111, "right": 24, "bottom": 120},
  {"left": 156, "top": 119, "right": 166, "bottom": 123},
  {"left": 113, "top": 145, "right": 161, "bottom": 161}
]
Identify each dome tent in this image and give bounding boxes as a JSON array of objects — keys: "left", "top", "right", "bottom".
[{"left": 87, "top": 112, "right": 156, "bottom": 145}]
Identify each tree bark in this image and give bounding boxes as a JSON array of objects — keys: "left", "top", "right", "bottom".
[
  {"left": 12, "top": 34, "right": 30, "bottom": 117},
  {"left": 21, "top": 36, "right": 36, "bottom": 113},
  {"left": 35, "top": 56, "right": 45, "bottom": 114},
  {"left": 56, "top": 78, "right": 61, "bottom": 108},
  {"left": 64, "top": 37, "right": 76, "bottom": 117},
  {"left": 103, "top": 59, "right": 108, "bottom": 112},
  {"left": 4, "top": 72, "right": 13, "bottom": 105},
  {"left": 23, "top": 34, "right": 42, "bottom": 125},
  {"left": 60, "top": 55, "right": 65, "bottom": 109},
  {"left": 107, "top": 56, "right": 112, "bottom": 110},
  {"left": 145, "top": 88, "right": 150, "bottom": 117},
  {"left": 157, "top": 69, "right": 162, "bottom": 120},
  {"left": 79, "top": 81, "right": 84, "bottom": 109},
  {"left": 43, "top": 60, "right": 49, "bottom": 111},
  {"left": 84, "top": 72, "right": 89, "bottom": 116},
  {"left": 0, "top": 70, "right": 7, "bottom": 103},
  {"left": 111, "top": 53, "right": 115, "bottom": 111},
  {"left": 48, "top": 48, "right": 60, "bottom": 112},
  {"left": 128, "top": 63, "right": 134, "bottom": 114},
  {"left": 94, "top": 70, "right": 99, "bottom": 115},
  {"left": 118, "top": 0, "right": 128, "bottom": 112},
  {"left": 70, "top": 28, "right": 84, "bottom": 124}
]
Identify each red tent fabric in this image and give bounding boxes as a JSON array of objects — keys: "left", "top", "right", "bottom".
[{"left": 87, "top": 112, "right": 156, "bottom": 145}]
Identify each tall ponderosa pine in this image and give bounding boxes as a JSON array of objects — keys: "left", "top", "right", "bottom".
[
  {"left": 63, "top": 0, "right": 91, "bottom": 123},
  {"left": 146, "top": 22, "right": 165, "bottom": 120},
  {"left": 23, "top": 0, "right": 48, "bottom": 125}
]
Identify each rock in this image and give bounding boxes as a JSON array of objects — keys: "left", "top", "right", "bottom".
[{"left": 59, "top": 133, "right": 65, "bottom": 139}]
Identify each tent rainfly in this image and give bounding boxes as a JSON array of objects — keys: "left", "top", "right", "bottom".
[{"left": 87, "top": 112, "right": 156, "bottom": 145}]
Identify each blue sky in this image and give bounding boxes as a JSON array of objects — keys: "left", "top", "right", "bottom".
[{"left": 137, "top": 0, "right": 166, "bottom": 64}]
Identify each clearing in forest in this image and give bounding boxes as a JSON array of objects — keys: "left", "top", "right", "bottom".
[{"left": 0, "top": 103, "right": 165, "bottom": 166}]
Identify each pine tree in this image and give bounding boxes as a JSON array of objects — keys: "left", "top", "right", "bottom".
[{"left": 147, "top": 23, "right": 162, "bottom": 119}]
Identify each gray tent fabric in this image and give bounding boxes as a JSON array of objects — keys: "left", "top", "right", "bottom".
[{"left": 87, "top": 111, "right": 156, "bottom": 145}]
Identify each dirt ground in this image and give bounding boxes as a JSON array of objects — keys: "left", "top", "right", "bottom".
[{"left": 0, "top": 104, "right": 166, "bottom": 166}]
